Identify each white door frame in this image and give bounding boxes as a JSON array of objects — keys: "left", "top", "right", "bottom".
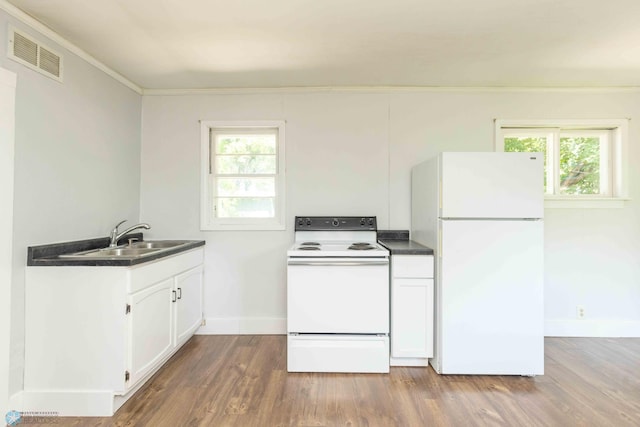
[{"left": 1, "top": 66, "right": 17, "bottom": 416}]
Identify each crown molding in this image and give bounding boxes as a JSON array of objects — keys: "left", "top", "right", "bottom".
[
  {"left": 0, "top": 0, "right": 142, "bottom": 94},
  {"left": 142, "top": 85, "right": 640, "bottom": 96}
]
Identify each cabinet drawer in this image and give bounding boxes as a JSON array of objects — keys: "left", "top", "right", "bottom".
[
  {"left": 128, "top": 248, "right": 204, "bottom": 293},
  {"left": 288, "top": 335, "right": 389, "bottom": 373},
  {"left": 392, "top": 255, "right": 433, "bottom": 278}
]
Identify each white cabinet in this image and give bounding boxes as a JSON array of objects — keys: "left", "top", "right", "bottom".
[
  {"left": 127, "top": 264, "right": 204, "bottom": 389},
  {"left": 390, "top": 255, "right": 434, "bottom": 367},
  {"left": 127, "top": 278, "right": 175, "bottom": 388},
  {"left": 175, "top": 266, "right": 204, "bottom": 345},
  {"left": 23, "top": 248, "right": 204, "bottom": 416}
]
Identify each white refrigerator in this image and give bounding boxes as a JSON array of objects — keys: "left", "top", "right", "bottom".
[{"left": 411, "top": 152, "right": 544, "bottom": 375}]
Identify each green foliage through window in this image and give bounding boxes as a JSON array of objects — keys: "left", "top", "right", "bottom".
[
  {"left": 211, "top": 131, "right": 279, "bottom": 218},
  {"left": 559, "top": 137, "right": 600, "bottom": 195}
]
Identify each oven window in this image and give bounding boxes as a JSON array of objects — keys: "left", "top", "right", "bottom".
[{"left": 200, "top": 121, "right": 286, "bottom": 230}]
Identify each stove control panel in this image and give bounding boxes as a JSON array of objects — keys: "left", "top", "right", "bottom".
[{"left": 295, "top": 216, "right": 377, "bottom": 231}]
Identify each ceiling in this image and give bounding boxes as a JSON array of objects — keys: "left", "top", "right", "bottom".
[{"left": 6, "top": 0, "right": 640, "bottom": 90}]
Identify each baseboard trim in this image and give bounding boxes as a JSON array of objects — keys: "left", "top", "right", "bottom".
[
  {"left": 197, "top": 317, "right": 286, "bottom": 335},
  {"left": 16, "top": 390, "right": 114, "bottom": 416},
  {"left": 9, "top": 391, "right": 22, "bottom": 410},
  {"left": 545, "top": 319, "right": 640, "bottom": 337},
  {"left": 390, "top": 357, "right": 429, "bottom": 367},
  {"left": 194, "top": 317, "right": 640, "bottom": 338}
]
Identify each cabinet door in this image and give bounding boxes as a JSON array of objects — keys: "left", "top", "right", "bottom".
[
  {"left": 391, "top": 278, "right": 434, "bottom": 358},
  {"left": 127, "top": 278, "right": 174, "bottom": 389},
  {"left": 392, "top": 255, "right": 434, "bottom": 278},
  {"left": 175, "top": 266, "right": 203, "bottom": 345}
]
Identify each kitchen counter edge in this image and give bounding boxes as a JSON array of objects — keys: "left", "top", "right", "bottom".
[{"left": 377, "top": 230, "right": 434, "bottom": 255}]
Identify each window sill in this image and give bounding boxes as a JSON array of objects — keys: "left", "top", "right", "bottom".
[{"left": 545, "top": 197, "right": 630, "bottom": 209}]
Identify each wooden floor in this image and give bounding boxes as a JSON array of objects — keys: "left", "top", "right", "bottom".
[{"left": 25, "top": 336, "right": 640, "bottom": 426}]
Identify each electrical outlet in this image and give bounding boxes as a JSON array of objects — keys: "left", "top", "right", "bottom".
[{"left": 576, "top": 305, "right": 586, "bottom": 319}]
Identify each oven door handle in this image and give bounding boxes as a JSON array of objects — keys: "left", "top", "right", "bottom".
[{"left": 287, "top": 259, "right": 389, "bottom": 266}]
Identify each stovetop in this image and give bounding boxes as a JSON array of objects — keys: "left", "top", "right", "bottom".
[
  {"left": 287, "top": 240, "right": 389, "bottom": 257},
  {"left": 289, "top": 216, "right": 388, "bottom": 257}
]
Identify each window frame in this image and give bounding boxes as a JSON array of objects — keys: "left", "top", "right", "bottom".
[
  {"left": 495, "top": 119, "right": 629, "bottom": 208},
  {"left": 200, "top": 120, "right": 286, "bottom": 230}
]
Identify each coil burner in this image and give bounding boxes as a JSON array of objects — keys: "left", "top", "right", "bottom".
[
  {"left": 348, "top": 242, "right": 375, "bottom": 250},
  {"left": 298, "top": 242, "right": 321, "bottom": 250}
]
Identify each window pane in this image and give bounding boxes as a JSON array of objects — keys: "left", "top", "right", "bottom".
[
  {"left": 504, "top": 136, "right": 547, "bottom": 154},
  {"left": 215, "top": 135, "right": 276, "bottom": 155},
  {"left": 216, "top": 177, "right": 275, "bottom": 197},
  {"left": 216, "top": 197, "right": 275, "bottom": 218},
  {"left": 215, "top": 155, "right": 276, "bottom": 174},
  {"left": 559, "top": 137, "right": 601, "bottom": 195},
  {"left": 504, "top": 136, "right": 548, "bottom": 192}
]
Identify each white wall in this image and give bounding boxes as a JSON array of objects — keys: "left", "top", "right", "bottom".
[
  {"left": 141, "top": 89, "right": 640, "bottom": 338},
  {"left": 0, "top": 10, "right": 143, "bottom": 398}
]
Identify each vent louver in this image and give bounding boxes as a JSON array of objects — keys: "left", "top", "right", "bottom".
[
  {"left": 8, "top": 27, "right": 63, "bottom": 82},
  {"left": 13, "top": 31, "right": 38, "bottom": 66},
  {"left": 39, "top": 46, "right": 61, "bottom": 77}
]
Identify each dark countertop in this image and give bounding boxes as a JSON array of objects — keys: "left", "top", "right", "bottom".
[
  {"left": 377, "top": 230, "right": 434, "bottom": 256},
  {"left": 28, "top": 234, "right": 206, "bottom": 267}
]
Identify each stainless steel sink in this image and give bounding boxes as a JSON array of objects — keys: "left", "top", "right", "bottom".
[
  {"left": 58, "top": 247, "right": 161, "bottom": 258},
  {"left": 84, "top": 247, "right": 160, "bottom": 257},
  {"left": 57, "top": 240, "right": 192, "bottom": 259},
  {"left": 129, "top": 240, "right": 190, "bottom": 249}
]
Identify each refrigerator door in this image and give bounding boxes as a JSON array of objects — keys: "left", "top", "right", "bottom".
[
  {"left": 437, "top": 219, "right": 544, "bottom": 375},
  {"left": 440, "top": 152, "right": 543, "bottom": 219}
]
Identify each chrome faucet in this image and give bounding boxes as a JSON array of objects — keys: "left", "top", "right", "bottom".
[{"left": 109, "top": 220, "right": 151, "bottom": 247}]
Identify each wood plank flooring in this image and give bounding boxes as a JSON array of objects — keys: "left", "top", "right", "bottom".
[{"left": 23, "top": 336, "right": 640, "bottom": 426}]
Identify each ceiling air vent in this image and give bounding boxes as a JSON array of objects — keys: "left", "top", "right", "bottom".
[{"left": 7, "top": 27, "right": 63, "bottom": 82}]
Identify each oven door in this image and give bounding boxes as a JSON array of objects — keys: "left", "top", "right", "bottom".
[{"left": 287, "top": 257, "right": 389, "bottom": 334}]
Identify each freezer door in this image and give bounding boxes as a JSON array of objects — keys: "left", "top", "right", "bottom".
[
  {"left": 440, "top": 152, "right": 543, "bottom": 219},
  {"left": 438, "top": 219, "right": 544, "bottom": 375}
]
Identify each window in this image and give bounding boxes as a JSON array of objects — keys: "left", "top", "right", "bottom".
[
  {"left": 200, "top": 121, "right": 285, "bottom": 230},
  {"left": 495, "top": 119, "right": 629, "bottom": 208}
]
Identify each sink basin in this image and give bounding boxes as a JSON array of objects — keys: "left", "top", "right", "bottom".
[
  {"left": 129, "top": 240, "right": 190, "bottom": 249},
  {"left": 84, "top": 247, "right": 160, "bottom": 257},
  {"left": 59, "top": 247, "right": 161, "bottom": 258}
]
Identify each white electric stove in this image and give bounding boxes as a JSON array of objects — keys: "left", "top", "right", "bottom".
[{"left": 287, "top": 216, "right": 390, "bottom": 373}]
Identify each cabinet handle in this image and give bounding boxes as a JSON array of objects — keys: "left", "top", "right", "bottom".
[
  {"left": 177, "top": 287, "right": 182, "bottom": 299},
  {"left": 172, "top": 290, "right": 177, "bottom": 303}
]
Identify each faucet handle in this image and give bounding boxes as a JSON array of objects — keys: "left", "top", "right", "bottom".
[
  {"left": 108, "top": 220, "right": 129, "bottom": 248},
  {"left": 113, "top": 220, "right": 127, "bottom": 232},
  {"left": 110, "top": 220, "right": 128, "bottom": 240}
]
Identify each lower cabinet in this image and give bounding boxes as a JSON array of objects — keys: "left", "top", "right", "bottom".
[
  {"left": 127, "top": 278, "right": 175, "bottom": 388},
  {"left": 127, "top": 265, "right": 204, "bottom": 390},
  {"left": 175, "top": 266, "right": 205, "bottom": 344},
  {"left": 390, "top": 255, "right": 434, "bottom": 367},
  {"left": 23, "top": 248, "right": 204, "bottom": 416}
]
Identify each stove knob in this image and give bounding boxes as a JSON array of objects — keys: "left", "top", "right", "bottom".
[
  {"left": 368, "top": 218, "right": 374, "bottom": 226},
  {"left": 360, "top": 218, "right": 366, "bottom": 226},
  {"left": 332, "top": 218, "right": 340, "bottom": 227},
  {"left": 297, "top": 218, "right": 304, "bottom": 226},
  {"left": 306, "top": 218, "right": 312, "bottom": 226}
]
